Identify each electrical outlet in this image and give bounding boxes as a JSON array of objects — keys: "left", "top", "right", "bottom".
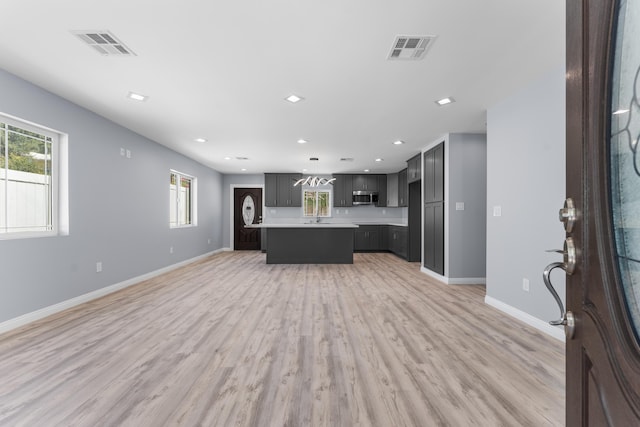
[
  {"left": 169, "top": 246, "right": 174, "bottom": 254},
  {"left": 382, "top": 209, "right": 386, "bottom": 215},
  {"left": 207, "top": 238, "right": 211, "bottom": 244},
  {"left": 96, "top": 261, "right": 102, "bottom": 273},
  {"left": 523, "top": 278, "right": 530, "bottom": 292}
]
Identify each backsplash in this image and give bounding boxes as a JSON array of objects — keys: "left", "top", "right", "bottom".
[{"left": 263, "top": 205, "right": 407, "bottom": 224}]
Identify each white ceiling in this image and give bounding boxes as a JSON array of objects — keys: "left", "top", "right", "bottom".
[{"left": 0, "top": 0, "right": 565, "bottom": 175}]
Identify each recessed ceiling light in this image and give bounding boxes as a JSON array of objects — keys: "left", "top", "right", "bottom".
[
  {"left": 375, "top": 158, "right": 383, "bottom": 162},
  {"left": 364, "top": 169, "right": 370, "bottom": 172},
  {"left": 436, "top": 97, "right": 455, "bottom": 106},
  {"left": 127, "top": 92, "right": 147, "bottom": 102},
  {"left": 613, "top": 109, "right": 630, "bottom": 115},
  {"left": 241, "top": 168, "right": 247, "bottom": 171},
  {"left": 285, "top": 94, "right": 304, "bottom": 103},
  {"left": 194, "top": 138, "right": 207, "bottom": 143},
  {"left": 393, "top": 140, "right": 405, "bottom": 145},
  {"left": 302, "top": 168, "right": 308, "bottom": 172},
  {"left": 224, "top": 156, "right": 232, "bottom": 160},
  {"left": 297, "top": 139, "right": 308, "bottom": 144}
]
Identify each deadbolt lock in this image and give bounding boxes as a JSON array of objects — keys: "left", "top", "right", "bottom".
[{"left": 559, "top": 198, "right": 577, "bottom": 233}]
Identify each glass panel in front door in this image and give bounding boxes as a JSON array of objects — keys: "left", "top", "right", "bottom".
[{"left": 610, "top": 0, "right": 640, "bottom": 342}]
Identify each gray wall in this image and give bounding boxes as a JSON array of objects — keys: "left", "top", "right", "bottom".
[
  {"left": 0, "top": 69, "right": 224, "bottom": 323},
  {"left": 486, "top": 65, "right": 566, "bottom": 322},
  {"left": 448, "top": 133, "right": 487, "bottom": 279}
]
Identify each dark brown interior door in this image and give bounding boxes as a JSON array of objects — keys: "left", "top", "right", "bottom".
[
  {"left": 566, "top": 0, "right": 640, "bottom": 424},
  {"left": 234, "top": 188, "right": 262, "bottom": 250}
]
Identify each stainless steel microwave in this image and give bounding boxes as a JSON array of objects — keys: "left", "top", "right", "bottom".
[{"left": 352, "top": 190, "right": 378, "bottom": 205}]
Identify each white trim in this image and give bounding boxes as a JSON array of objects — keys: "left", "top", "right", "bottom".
[
  {"left": 0, "top": 249, "right": 229, "bottom": 335},
  {"left": 229, "top": 184, "right": 264, "bottom": 250},
  {"left": 484, "top": 295, "right": 566, "bottom": 342},
  {"left": 420, "top": 266, "right": 486, "bottom": 285}
]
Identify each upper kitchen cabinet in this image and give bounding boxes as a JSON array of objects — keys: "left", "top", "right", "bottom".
[
  {"left": 386, "top": 173, "right": 399, "bottom": 207},
  {"left": 423, "top": 143, "right": 444, "bottom": 203},
  {"left": 407, "top": 154, "right": 422, "bottom": 184},
  {"left": 377, "top": 175, "right": 387, "bottom": 207},
  {"left": 264, "top": 173, "right": 302, "bottom": 207},
  {"left": 352, "top": 174, "right": 378, "bottom": 192},
  {"left": 398, "top": 169, "right": 408, "bottom": 207},
  {"left": 332, "top": 174, "right": 353, "bottom": 207}
]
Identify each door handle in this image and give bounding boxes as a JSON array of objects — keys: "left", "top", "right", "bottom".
[
  {"left": 543, "top": 238, "right": 577, "bottom": 339},
  {"left": 543, "top": 261, "right": 568, "bottom": 326},
  {"left": 542, "top": 261, "right": 576, "bottom": 338}
]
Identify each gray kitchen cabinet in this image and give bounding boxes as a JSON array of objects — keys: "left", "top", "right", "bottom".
[
  {"left": 424, "top": 143, "right": 444, "bottom": 203},
  {"left": 386, "top": 173, "right": 399, "bottom": 206},
  {"left": 264, "top": 173, "right": 302, "bottom": 207},
  {"left": 423, "top": 201, "right": 444, "bottom": 274},
  {"left": 423, "top": 142, "right": 445, "bottom": 274},
  {"left": 332, "top": 174, "right": 353, "bottom": 207},
  {"left": 398, "top": 169, "right": 408, "bottom": 207},
  {"left": 354, "top": 225, "right": 381, "bottom": 251},
  {"left": 407, "top": 154, "right": 422, "bottom": 184},
  {"left": 352, "top": 175, "right": 378, "bottom": 191},
  {"left": 377, "top": 175, "right": 387, "bottom": 207},
  {"left": 388, "top": 225, "right": 408, "bottom": 259}
]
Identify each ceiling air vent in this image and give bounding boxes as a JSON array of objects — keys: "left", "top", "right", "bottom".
[
  {"left": 72, "top": 30, "right": 136, "bottom": 56},
  {"left": 388, "top": 35, "right": 436, "bottom": 60},
  {"left": 340, "top": 157, "right": 354, "bottom": 162}
]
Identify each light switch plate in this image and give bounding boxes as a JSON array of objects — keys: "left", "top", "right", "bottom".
[
  {"left": 493, "top": 206, "right": 502, "bottom": 217},
  {"left": 456, "top": 202, "right": 465, "bottom": 211}
]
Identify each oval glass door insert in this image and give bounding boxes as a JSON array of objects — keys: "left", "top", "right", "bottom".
[
  {"left": 610, "top": 0, "right": 640, "bottom": 341},
  {"left": 242, "top": 195, "right": 255, "bottom": 226}
]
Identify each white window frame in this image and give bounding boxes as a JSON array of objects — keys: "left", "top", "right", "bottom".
[
  {"left": 170, "top": 169, "right": 197, "bottom": 228},
  {"left": 0, "top": 113, "right": 65, "bottom": 240},
  {"left": 303, "top": 188, "right": 332, "bottom": 218}
]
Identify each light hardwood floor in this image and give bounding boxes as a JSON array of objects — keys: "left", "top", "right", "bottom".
[{"left": 0, "top": 252, "right": 564, "bottom": 426}]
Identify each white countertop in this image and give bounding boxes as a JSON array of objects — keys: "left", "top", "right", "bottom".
[
  {"left": 356, "top": 222, "right": 408, "bottom": 227},
  {"left": 248, "top": 223, "right": 359, "bottom": 228}
]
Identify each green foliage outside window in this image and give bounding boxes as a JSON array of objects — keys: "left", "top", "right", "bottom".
[
  {"left": 303, "top": 190, "right": 331, "bottom": 217},
  {"left": 0, "top": 123, "right": 51, "bottom": 175}
]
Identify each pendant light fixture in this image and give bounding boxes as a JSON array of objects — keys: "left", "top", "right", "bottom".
[{"left": 293, "top": 157, "right": 336, "bottom": 187}]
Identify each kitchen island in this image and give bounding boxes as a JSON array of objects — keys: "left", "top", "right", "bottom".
[{"left": 251, "top": 223, "right": 358, "bottom": 264}]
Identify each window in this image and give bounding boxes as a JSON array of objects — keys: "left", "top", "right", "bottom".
[
  {"left": 303, "top": 189, "right": 331, "bottom": 217},
  {"left": 170, "top": 170, "right": 196, "bottom": 227},
  {"left": 0, "top": 115, "right": 61, "bottom": 237}
]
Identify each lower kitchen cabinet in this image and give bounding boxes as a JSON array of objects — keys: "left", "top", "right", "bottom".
[
  {"left": 388, "top": 226, "right": 408, "bottom": 259},
  {"left": 353, "top": 224, "right": 408, "bottom": 259},
  {"left": 354, "top": 225, "right": 382, "bottom": 251},
  {"left": 424, "top": 202, "right": 444, "bottom": 274}
]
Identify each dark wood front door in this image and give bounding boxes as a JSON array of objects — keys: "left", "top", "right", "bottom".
[
  {"left": 566, "top": 0, "right": 640, "bottom": 424},
  {"left": 234, "top": 188, "right": 262, "bottom": 250}
]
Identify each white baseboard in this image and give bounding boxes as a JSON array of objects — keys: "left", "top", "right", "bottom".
[
  {"left": 484, "top": 295, "right": 565, "bottom": 342},
  {"left": 0, "top": 249, "right": 227, "bottom": 335},
  {"left": 420, "top": 267, "right": 486, "bottom": 285}
]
